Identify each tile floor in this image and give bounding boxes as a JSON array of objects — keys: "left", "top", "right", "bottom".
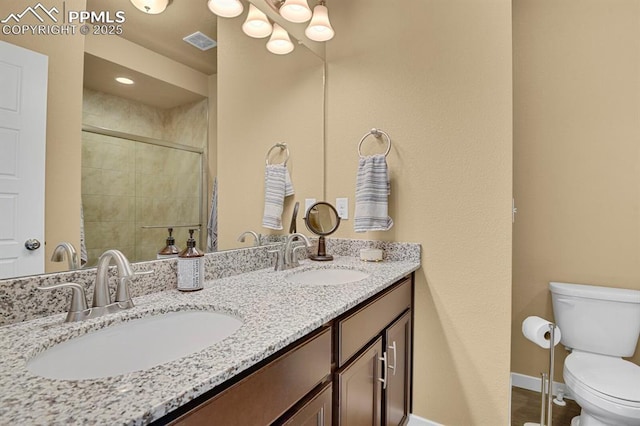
[{"left": 511, "top": 387, "right": 581, "bottom": 426}]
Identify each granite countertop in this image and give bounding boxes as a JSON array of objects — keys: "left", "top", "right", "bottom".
[{"left": 0, "top": 256, "right": 419, "bottom": 425}]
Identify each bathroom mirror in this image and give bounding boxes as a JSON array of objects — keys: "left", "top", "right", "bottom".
[
  {"left": 0, "top": 0, "right": 325, "bottom": 279},
  {"left": 305, "top": 202, "right": 340, "bottom": 261}
]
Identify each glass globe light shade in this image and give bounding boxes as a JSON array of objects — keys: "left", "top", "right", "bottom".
[
  {"left": 280, "top": 0, "right": 312, "bottom": 23},
  {"left": 207, "top": 0, "right": 244, "bottom": 18},
  {"left": 305, "top": 4, "right": 334, "bottom": 41},
  {"left": 130, "top": 0, "right": 169, "bottom": 14},
  {"left": 242, "top": 4, "right": 273, "bottom": 38},
  {"left": 267, "top": 23, "right": 295, "bottom": 55}
]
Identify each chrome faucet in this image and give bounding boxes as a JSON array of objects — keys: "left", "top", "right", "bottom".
[
  {"left": 269, "top": 233, "right": 311, "bottom": 271},
  {"left": 38, "top": 249, "right": 152, "bottom": 322},
  {"left": 283, "top": 232, "right": 311, "bottom": 269},
  {"left": 284, "top": 233, "right": 311, "bottom": 268},
  {"left": 93, "top": 249, "right": 136, "bottom": 310},
  {"left": 50, "top": 242, "right": 80, "bottom": 270},
  {"left": 237, "top": 230, "right": 261, "bottom": 246}
]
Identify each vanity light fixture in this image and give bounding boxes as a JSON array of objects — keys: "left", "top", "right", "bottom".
[
  {"left": 130, "top": 0, "right": 169, "bottom": 14},
  {"left": 210, "top": 0, "right": 333, "bottom": 55},
  {"left": 207, "top": 0, "right": 244, "bottom": 18},
  {"left": 115, "top": 77, "right": 135, "bottom": 85},
  {"left": 305, "top": 0, "right": 334, "bottom": 41},
  {"left": 279, "top": 0, "right": 312, "bottom": 23},
  {"left": 266, "top": 23, "right": 295, "bottom": 55},
  {"left": 242, "top": 4, "right": 273, "bottom": 38}
]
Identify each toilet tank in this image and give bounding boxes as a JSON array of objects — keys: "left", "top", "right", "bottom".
[{"left": 549, "top": 282, "right": 640, "bottom": 357}]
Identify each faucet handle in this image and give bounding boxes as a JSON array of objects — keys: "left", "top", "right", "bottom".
[
  {"left": 38, "top": 282, "right": 89, "bottom": 322},
  {"left": 267, "top": 249, "right": 285, "bottom": 271},
  {"left": 114, "top": 270, "right": 153, "bottom": 307},
  {"left": 290, "top": 245, "right": 308, "bottom": 268}
]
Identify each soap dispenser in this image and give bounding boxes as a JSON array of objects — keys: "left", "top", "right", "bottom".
[
  {"left": 177, "top": 229, "right": 204, "bottom": 292},
  {"left": 157, "top": 228, "right": 180, "bottom": 259}
]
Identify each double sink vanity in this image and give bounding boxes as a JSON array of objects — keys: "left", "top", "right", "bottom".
[{"left": 0, "top": 239, "right": 420, "bottom": 425}]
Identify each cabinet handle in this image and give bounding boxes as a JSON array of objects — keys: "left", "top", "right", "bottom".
[
  {"left": 378, "top": 352, "right": 388, "bottom": 390},
  {"left": 388, "top": 341, "right": 397, "bottom": 376}
]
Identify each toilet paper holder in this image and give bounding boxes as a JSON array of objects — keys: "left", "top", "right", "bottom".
[{"left": 523, "top": 320, "right": 559, "bottom": 426}]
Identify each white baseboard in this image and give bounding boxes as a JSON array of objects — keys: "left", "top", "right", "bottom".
[
  {"left": 410, "top": 373, "right": 571, "bottom": 426},
  {"left": 407, "top": 413, "right": 443, "bottom": 426},
  {"left": 511, "top": 372, "right": 572, "bottom": 400}
]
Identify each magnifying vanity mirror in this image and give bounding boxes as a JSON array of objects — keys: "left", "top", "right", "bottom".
[{"left": 304, "top": 202, "right": 340, "bottom": 261}]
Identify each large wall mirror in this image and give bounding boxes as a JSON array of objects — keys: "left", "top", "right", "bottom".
[{"left": 0, "top": 0, "right": 325, "bottom": 279}]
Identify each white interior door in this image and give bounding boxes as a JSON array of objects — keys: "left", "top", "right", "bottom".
[{"left": 0, "top": 40, "right": 47, "bottom": 279}]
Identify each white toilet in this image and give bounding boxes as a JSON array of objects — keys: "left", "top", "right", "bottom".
[{"left": 550, "top": 281, "right": 640, "bottom": 426}]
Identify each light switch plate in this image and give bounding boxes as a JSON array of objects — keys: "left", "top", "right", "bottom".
[
  {"left": 304, "top": 198, "right": 316, "bottom": 218},
  {"left": 336, "top": 197, "right": 349, "bottom": 220}
]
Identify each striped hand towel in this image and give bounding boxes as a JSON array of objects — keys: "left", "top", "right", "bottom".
[
  {"left": 284, "top": 166, "right": 294, "bottom": 197},
  {"left": 262, "top": 164, "right": 295, "bottom": 230},
  {"left": 354, "top": 154, "right": 394, "bottom": 232}
]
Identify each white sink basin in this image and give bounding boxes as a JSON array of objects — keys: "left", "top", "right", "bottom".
[
  {"left": 27, "top": 310, "right": 243, "bottom": 380},
  {"left": 287, "top": 268, "right": 370, "bottom": 286}
]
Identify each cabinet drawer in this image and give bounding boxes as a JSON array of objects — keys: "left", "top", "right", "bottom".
[
  {"left": 170, "top": 328, "right": 332, "bottom": 426},
  {"left": 337, "top": 277, "right": 411, "bottom": 366}
]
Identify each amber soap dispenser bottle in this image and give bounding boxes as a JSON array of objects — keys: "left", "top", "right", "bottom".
[
  {"left": 177, "top": 229, "right": 204, "bottom": 291},
  {"left": 157, "top": 227, "right": 180, "bottom": 259}
]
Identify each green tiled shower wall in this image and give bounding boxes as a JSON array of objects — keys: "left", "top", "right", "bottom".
[{"left": 81, "top": 89, "right": 207, "bottom": 265}]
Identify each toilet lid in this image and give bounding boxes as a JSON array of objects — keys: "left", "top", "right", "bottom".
[{"left": 565, "top": 353, "right": 640, "bottom": 402}]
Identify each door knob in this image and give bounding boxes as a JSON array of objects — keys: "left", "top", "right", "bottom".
[{"left": 25, "top": 239, "right": 41, "bottom": 250}]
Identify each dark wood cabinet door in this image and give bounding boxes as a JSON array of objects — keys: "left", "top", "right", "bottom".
[
  {"left": 384, "top": 311, "right": 411, "bottom": 426},
  {"left": 280, "top": 382, "right": 332, "bottom": 426},
  {"left": 337, "top": 337, "right": 383, "bottom": 426}
]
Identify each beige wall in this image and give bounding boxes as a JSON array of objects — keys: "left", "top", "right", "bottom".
[
  {"left": 513, "top": 0, "right": 640, "bottom": 381},
  {"left": 216, "top": 15, "right": 324, "bottom": 250},
  {"left": 324, "top": 1, "right": 513, "bottom": 424},
  {"left": 0, "top": 0, "right": 86, "bottom": 273}
]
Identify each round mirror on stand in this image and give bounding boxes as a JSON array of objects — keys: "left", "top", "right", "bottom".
[{"left": 304, "top": 202, "right": 341, "bottom": 261}]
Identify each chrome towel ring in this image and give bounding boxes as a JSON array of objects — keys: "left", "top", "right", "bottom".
[
  {"left": 265, "top": 142, "right": 290, "bottom": 165},
  {"left": 358, "top": 128, "right": 391, "bottom": 158}
]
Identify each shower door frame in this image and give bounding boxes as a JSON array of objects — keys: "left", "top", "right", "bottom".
[{"left": 81, "top": 124, "right": 206, "bottom": 258}]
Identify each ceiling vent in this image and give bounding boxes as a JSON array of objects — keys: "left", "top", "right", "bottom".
[{"left": 183, "top": 32, "right": 217, "bottom": 51}]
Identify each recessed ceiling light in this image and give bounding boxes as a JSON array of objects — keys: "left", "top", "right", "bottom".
[{"left": 115, "top": 77, "right": 135, "bottom": 85}]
